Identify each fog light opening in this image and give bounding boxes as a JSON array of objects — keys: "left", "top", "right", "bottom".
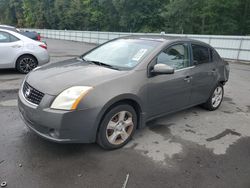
[{"left": 49, "top": 129, "right": 60, "bottom": 138}]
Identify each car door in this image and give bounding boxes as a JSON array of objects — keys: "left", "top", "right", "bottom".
[
  {"left": 0, "top": 31, "right": 23, "bottom": 68},
  {"left": 147, "top": 42, "right": 193, "bottom": 118},
  {"left": 189, "top": 43, "right": 217, "bottom": 105}
]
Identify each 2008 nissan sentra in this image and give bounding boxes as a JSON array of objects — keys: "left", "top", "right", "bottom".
[{"left": 18, "top": 36, "right": 229, "bottom": 149}]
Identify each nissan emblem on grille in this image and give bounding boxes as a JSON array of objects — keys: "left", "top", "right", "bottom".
[
  {"left": 25, "top": 88, "right": 31, "bottom": 98},
  {"left": 23, "top": 82, "right": 45, "bottom": 105}
]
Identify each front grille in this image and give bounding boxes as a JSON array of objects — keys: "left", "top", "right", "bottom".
[{"left": 22, "top": 82, "right": 44, "bottom": 105}]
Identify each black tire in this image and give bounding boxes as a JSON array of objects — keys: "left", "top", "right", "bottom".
[
  {"left": 202, "top": 84, "right": 224, "bottom": 111},
  {"left": 97, "top": 104, "right": 137, "bottom": 150},
  {"left": 16, "top": 55, "right": 38, "bottom": 74}
]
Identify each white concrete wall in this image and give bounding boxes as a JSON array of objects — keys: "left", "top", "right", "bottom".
[{"left": 24, "top": 29, "right": 250, "bottom": 61}]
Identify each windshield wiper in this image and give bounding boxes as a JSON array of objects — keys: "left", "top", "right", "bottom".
[{"left": 82, "top": 58, "right": 120, "bottom": 70}]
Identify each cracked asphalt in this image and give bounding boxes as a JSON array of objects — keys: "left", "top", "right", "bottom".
[{"left": 0, "top": 39, "right": 250, "bottom": 188}]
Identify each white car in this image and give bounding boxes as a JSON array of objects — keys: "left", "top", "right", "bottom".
[{"left": 0, "top": 28, "right": 49, "bottom": 73}]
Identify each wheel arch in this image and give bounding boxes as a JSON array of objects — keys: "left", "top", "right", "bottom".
[
  {"left": 15, "top": 53, "right": 38, "bottom": 68},
  {"left": 95, "top": 94, "right": 146, "bottom": 141},
  {"left": 219, "top": 80, "right": 226, "bottom": 86}
]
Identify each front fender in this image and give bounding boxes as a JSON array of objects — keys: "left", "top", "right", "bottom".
[{"left": 88, "top": 93, "right": 146, "bottom": 142}]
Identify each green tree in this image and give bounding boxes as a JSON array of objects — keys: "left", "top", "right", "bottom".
[
  {"left": 0, "top": 0, "right": 249, "bottom": 35},
  {"left": 0, "top": 0, "right": 24, "bottom": 27}
]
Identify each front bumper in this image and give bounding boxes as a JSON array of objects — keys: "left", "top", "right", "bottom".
[{"left": 18, "top": 89, "right": 100, "bottom": 143}]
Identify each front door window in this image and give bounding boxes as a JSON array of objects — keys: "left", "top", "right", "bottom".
[{"left": 157, "top": 44, "right": 190, "bottom": 70}]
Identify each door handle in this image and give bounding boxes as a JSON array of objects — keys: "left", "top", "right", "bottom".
[
  {"left": 184, "top": 76, "right": 192, "bottom": 83},
  {"left": 211, "top": 68, "right": 216, "bottom": 73},
  {"left": 11, "top": 45, "right": 21, "bottom": 48}
]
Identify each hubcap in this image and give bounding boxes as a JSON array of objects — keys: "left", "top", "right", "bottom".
[
  {"left": 106, "top": 111, "right": 134, "bottom": 145},
  {"left": 211, "top": 86, "right": 223, "bottom": 108},
  {"left": 19, "top": 58, "right": 36, "bottom": 73}
]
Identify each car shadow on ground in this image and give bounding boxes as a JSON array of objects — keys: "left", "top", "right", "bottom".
[
  {"left": 19, "top": 105, "right": 207, "bottom": 157},
  {"left": 12, "top": 95, "right": 241, "bottom": 161},
  {"left": 146, "top": 106, "right": 206, "bottom": 128},
  {"left": 0, "top": 69, "right": 22, "bottom": 75}
]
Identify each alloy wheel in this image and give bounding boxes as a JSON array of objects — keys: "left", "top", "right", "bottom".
[
  {"left": 19, "top": 57, "right": 37, "bottom": 73},
  {"left": 211, "top": 86, "right": 223, "bottom": 108},
  {"left": 106, "top": 111, "right": 134, "bottom": 145}
]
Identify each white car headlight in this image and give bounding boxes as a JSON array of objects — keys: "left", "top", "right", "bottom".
[{"left": 51, "top": 86, "right": 93, "bottom": 110}]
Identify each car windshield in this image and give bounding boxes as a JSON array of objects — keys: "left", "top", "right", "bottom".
[{"left": 83, "top": 39, "right": 161, "bottom": 70}]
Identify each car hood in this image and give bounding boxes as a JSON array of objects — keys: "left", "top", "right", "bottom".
[{"left": 26, "top": 58, "right": 127, "bottom": 95}]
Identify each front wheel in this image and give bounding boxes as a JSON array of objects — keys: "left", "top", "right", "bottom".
[
  {"left": 97, "top": 104, "right": 137, "bottom": 150},
  {"left": 202, "top": 84, "right": 224, "bottom": 111}
]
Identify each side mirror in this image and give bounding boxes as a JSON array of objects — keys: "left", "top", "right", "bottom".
[{"left": 151, "top": 64, "right": 174, "bottom": 75}]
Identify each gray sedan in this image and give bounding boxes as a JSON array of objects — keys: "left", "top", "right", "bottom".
[{"left": 18, "top": 36, "right": 229, "bottom": 149}]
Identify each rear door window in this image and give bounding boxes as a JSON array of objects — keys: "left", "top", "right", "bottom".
[
  {"left": 0, "top": 31, "right": 10, "bottom": 43},
  {"left": 212, "top": 49, "right": 221, "bottom": 61},
  {"left": 192, "top": 44, "right": 210, "bottom": 65},
  {"left": 9, "top": 34, "right": 19, "bottom": 42}
]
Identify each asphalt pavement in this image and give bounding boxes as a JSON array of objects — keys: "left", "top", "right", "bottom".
[{"left": 0, "top": 39, "right": 250, "bottom": 188}]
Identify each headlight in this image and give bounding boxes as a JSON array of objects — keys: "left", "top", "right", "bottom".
[{"left": 51, "top": 86, "right": 93, "bottom": 110}]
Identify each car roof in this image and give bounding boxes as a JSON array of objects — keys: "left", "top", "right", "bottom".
[
  {"left": 0, "top": 25, "right": 19, "bottom": 32},
  {"left": 121, "top": 35, "right": 212, "bottom": 48},
  {"left": 0, "top": 24, "right": 15, "bottom": 28},
  {"left": 0, "top": 28, "right": 16, "bottom": 33},
  {"left": 0, "top": 28, "right": 39, "bottom": 43}
]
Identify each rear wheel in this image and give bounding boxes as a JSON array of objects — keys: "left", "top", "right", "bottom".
[
  {"left": 97, "top": 104, "right": 137, "bottom": 150},
  {"left": 202, "top": 84, "right": 224, "bottom": 111},
  {"left": 16, "top": 55, "right": 38, "bottom": 74}
]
